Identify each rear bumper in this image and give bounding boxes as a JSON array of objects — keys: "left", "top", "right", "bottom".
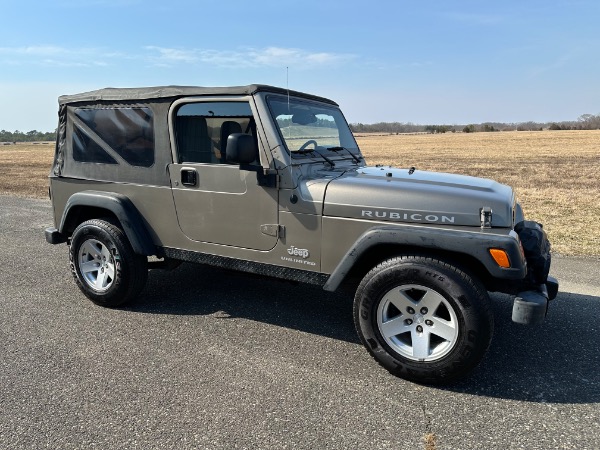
[{"left": 45, "top": 227, "right": 67, "bottom": 245}]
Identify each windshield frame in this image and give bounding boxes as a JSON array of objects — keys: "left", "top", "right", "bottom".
[{"left": 265, "top": 94, "right": 359, "bottom": 159}]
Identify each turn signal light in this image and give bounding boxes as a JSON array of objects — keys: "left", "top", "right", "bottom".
[{"left": 489, "top": 249, "right": 511, "bottom": 268}]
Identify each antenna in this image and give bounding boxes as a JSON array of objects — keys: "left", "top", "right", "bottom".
[{"left": 286, "top": 66, "right": 290, "bottom": 111}]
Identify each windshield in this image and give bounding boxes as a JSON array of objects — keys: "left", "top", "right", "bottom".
[{"left": 267, "top": 96, "right": 358, "bottom": 155}]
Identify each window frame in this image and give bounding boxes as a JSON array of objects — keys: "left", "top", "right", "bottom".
[
  {"left": 265, "top": 94, "right": 359, "bottom": 159},
  {"left": 168, "top": 96, "right": 261, "bottom": 166}
]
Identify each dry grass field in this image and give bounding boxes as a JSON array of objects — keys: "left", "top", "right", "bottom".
[
  {"left": 0, "top": 142, "right": 55, "bottom": 198},
  {"left": 356, "top": 130, "right": 599, "bottom": 256},
  {"left": 1, "top": 130, "right": 598, "bottom": 256}
]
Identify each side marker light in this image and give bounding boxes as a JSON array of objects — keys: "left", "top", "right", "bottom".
[{"left": 489, "top": 249, "right": 511, "bottom": 268}]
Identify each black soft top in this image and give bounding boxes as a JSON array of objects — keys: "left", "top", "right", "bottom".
[{"left": 58, "top": 84, "right": 338, "bottom": 106}]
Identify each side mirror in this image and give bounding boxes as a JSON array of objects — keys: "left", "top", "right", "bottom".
[{"left": 226, "top": 133, "right": 257, "bottom": 165}]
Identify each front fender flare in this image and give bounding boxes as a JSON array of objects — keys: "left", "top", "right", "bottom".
[{"left": 323, "top": 225, "right": 526, "bottom": 292}]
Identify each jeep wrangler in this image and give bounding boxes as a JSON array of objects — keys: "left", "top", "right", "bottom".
[{"left": 45, "top": 85, "right": 558, "bottom": 384}]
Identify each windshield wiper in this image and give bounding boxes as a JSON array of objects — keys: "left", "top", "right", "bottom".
[
  {"left": 327, "top": 146, "right": 362, "bottom": 164},
  {"left": 295, "top": 148, "right": 336, "bottom": 167}
]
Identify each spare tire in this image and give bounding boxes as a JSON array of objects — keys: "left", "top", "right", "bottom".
[{"left": 515, "top": 220, "right": 551, "bottom": 285}]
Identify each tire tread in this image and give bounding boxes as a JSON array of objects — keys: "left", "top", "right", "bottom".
[
  {"left": 70, "top": 219, "right": 148, "bottom": 307},
  {"left": 353, "top": 254, "right": 494, "bottom": 384}
]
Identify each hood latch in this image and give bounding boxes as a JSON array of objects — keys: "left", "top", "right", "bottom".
[{"left": 480, "top": 207, "right": 493, "bottom": 228}]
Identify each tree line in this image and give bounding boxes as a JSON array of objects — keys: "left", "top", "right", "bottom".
[
  {"left": 1, "top": 129, "right": 57, "bottom": 142},
  {"left": 3, "top": 113, "right": 600, "bottom": 141},
  {"left": 350, "top": 113, "right": 600, "bottom": 134}
]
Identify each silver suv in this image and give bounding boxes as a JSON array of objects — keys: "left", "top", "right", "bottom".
[{"left": 45, "top": 85, "right": 558, "bottom": 383}]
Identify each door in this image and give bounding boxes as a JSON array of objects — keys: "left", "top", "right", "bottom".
[{"left": 168, "top": 100, "right": 279, "bottom": 251}]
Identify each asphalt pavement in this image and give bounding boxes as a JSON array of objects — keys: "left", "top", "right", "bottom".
[{"left": 1, "top": 195, "right": 599, "bottom": 449}]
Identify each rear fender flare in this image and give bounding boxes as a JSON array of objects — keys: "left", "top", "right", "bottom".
[{"left": 59, "top": 191, "right": 155, "bottom": 256}]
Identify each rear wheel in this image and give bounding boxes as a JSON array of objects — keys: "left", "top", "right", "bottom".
[
  {"left": 354, "top": 256, "right": 493, "bottom": 384},
  {"left": 70, "top": 219, "right": 148, "bottom": 307}
]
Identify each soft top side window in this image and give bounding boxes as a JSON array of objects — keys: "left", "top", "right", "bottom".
[
  {"left": 72, "top": 125, "right": 118, "bottom": 165},
  {"left": 74, "top": 107, "right": 155, "bottom": 167},
  {"left": 175, "top": 102, "right": 254, "bottom": 164}
]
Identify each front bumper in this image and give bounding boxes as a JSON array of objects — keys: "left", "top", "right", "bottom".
[
  {"left": 512, "top": 276, "right": 559, "bottom": 325},
  {"left": 511, "top": 220, "right": 558, "bottom": 325}
]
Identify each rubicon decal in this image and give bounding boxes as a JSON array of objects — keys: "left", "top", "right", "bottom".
[{"left": 361, "top": 210, "right": 456, "bottom": 224}]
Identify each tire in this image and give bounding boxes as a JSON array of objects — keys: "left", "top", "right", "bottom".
[
  {"left": 354, "top": 256, "right": 494, "bottom": 384},
  {"left": 69, "top": 219, "right": 148, "bottom": 307}
]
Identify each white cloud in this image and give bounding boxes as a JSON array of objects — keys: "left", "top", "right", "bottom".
[
  {"left": 144, "top": 46, "right": 199, "bottom": 64},
  {"left": 252, "top": 47, "right": 352, "bottom": 66},
  {"left": 0, "top": 44, "right": 355, "bottom": 71},
  {"left": 0, "top": 46, "right": 69, "bottom": 57},
  {"left": 144, "top": 46, "right": 356, "bottom": 69},
  {"left": 0, "top": 45, "right": 122, "bottom": 68}
]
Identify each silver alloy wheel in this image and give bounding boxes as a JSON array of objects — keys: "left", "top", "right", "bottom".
[
  {"left": 377, "top": 284, "right": 459, "bottom": 362},
  {"left": 78, "top": 238, "right": 116, "bottom": 292}
]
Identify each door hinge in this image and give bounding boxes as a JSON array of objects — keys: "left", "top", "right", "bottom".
[
  {"left": 260, "top": 224, "right": 285, "bottom": 238},
  {"left": 256, "top": 169, "right": 279, "bottom": 188}
]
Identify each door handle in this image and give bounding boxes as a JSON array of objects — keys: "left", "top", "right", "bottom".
[{"left": 181, "top": 168, "right": 198, "bottom": 187}]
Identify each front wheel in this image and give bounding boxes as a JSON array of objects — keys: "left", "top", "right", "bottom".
[
  {"left": 70, "top": 219, "right": 148, "bottom": 307},
  {"left": 354, "top": 256, "right": 493, "bottom": 384}
]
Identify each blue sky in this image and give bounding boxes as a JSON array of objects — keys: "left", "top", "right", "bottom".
[{"left": 1, "top": 0, "right": 599, "bottom": 131}]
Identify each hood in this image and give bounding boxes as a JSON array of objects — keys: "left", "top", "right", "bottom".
[{"left": 323, "top": 167, "right": 514, "bottom": 227}]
